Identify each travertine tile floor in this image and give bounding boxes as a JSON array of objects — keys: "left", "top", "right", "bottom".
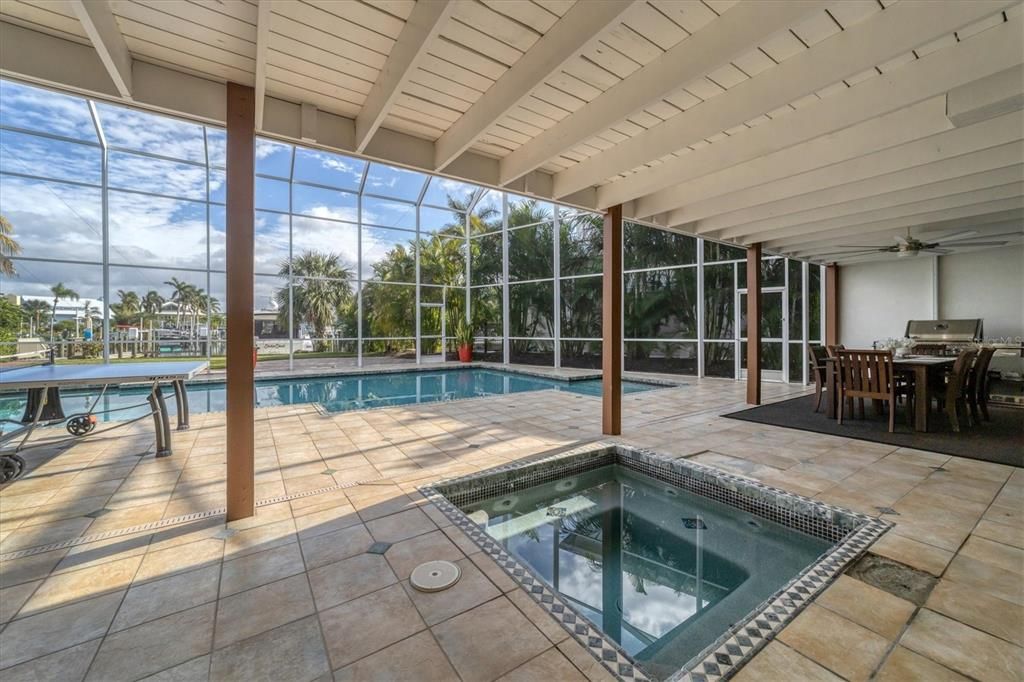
[{"left": 0, "top": 372, "right": 1021, "bottom": 681}]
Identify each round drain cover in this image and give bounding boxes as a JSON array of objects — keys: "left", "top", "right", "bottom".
[{"left": 411, "top": 560, "right": 461, "bottom": 592}]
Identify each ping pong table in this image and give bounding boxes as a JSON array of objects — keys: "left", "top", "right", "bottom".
[{"left": 0, "top": 360, "right": 209, "bottom": 482}]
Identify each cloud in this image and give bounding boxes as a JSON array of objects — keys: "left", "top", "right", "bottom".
[
  {"left": 0, "top": 80, "right": 97, "bottom": 142},
  {"left": 95, "top": 102, "right": 206, "bottom": 163},
  {"left": 1, "top": 175, "right": 103, "bottom": 262}
]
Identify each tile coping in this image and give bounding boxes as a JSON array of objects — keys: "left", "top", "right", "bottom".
[
  {"left": 419, "top": 442, "right": 891, "bottom": 682},
  {"left": 0, "top": 362, "right": 683, "bottom": 396}
]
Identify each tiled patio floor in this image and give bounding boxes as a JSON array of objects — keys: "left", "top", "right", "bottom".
[{"left": 0, "top": 372, "right": 1021, "bottom": 681}]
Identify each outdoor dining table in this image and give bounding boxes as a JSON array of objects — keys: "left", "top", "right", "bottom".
[{"left": 824, "top": 355, "right": 956, "bottom": 432}]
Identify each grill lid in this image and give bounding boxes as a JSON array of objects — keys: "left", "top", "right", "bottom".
[{"left": 905, "top": 319, "right": 983, "bottom": 342}]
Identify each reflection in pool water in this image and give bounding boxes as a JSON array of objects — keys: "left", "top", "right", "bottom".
[
  {"left": 463, "top": 465, "right": 830, "bottom": 678},
  {"left": 0, "top": 368, "right": 658, "bottom": 424}
]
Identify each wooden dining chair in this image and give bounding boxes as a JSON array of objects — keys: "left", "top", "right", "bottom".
[
  {"left": 934, "top": 348, "right": 979, "bottom": 432},
  {"left": 807, "top": 345, "right": 828, "bottom": 412},
  {"left": 826, "top": 344, "right": 845, "bottom": 358},
  {"left": 967, "top": 347, "right": 996, "bottom": 423},
  {"left": 836, "top": 349, "right": 900, "bottom": 433}
]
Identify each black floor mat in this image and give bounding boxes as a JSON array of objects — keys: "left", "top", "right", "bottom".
[{"left": 724, "top": 395, "right": 1023, "bottom": 467}]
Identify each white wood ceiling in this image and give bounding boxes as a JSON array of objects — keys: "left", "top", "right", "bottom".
[{"left": 1, "top": 0, "right": 1021, "bottom": 263}]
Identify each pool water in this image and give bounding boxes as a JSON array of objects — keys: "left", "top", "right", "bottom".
[
  {"left": 461, "top": 464, "right": 830, "bottom": 678},
  {"left": 0, "top": 369, "right": 657, "bottom": 423}
]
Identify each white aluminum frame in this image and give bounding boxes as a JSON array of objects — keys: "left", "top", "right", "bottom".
[{"left": 0, "top": 79, "right": 827, "bottom": 378}]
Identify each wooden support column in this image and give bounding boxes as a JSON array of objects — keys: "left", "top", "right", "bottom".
[
  {"left": 746, "top": 242, "right": 762, "bottom": 405},
  {"left": 602, "top": 204, "right": 623, "bottom": 435},
  {"left": 226, "top": 82, "right": 255, "bottom": 521},
  {"left": 825, "top": 263, "right": 839, "bottom": 347}
]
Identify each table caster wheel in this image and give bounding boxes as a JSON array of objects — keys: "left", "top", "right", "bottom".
[
  {"left": 67, "top": 415, "right": 97, "bottom": 436},
  {"left": 0, "top": 455, "right": 25, "bottom": 483}
]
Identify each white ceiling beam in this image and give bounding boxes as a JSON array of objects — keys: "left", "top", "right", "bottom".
[
  {"left": 254, "top": 0, "right": 271, "bottom": 130},
  {"left": 947, "top": 66, "right": 1024, "bottom": 128},
  {"left": 636, "top": 43, "right": 1024, "bottom": 222},
  {"left": 753, "top": 183, "right": 1023, "bottom": 245},
  {"left": 497, "top": 0, "right": 827, "bottom": 186},
  {"left": 68, "top": 0, "right": 132, "bottom": 99},
  {"left": 763, "top": 193, "right": 1024, "bottom": 250},
  {"left": 786, "top": 216, "right": 1019, "bottom": 261},
  {"left": 716, "top": 165, "right": 1024, "bottom": 241},
  {"left": 783, "top": 210, "right": 1024, "bottom": 259},
  {"left": 433, "top": 0, "right": 640, "bottom": 172},
  {"left": 816, "top": 235, "right": 1024, "bottom": 264},
  {"left": 569, "top": 0, "right": 1019, "bottom": 205},
  {"left": 355, "top": 0, "right": 454, "bottom": 153},
  {"left": 653, "top": 96, "right": 957, "bottom": 227},
  {"left": 659, "top": 111, "right": 1024, "bottom": 230},
  {"left": 687, "top": 140, "right": 1024, "bottom": 236},
  {"left": 790, "top": 217, "right": 1024, "bottom": 261}
]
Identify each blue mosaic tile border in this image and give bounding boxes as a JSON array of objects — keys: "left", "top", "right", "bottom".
[{"left": 420, "top": 442, "right": 891, "bottom": 682}]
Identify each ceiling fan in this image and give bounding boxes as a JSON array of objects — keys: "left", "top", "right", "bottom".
[{"left": 819, "top": 228, "right": 1017, "bottom": 260}]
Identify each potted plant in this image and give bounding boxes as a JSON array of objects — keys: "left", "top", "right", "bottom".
[{"left": 454, "top": 320, "right": 474, "bottom": 363}]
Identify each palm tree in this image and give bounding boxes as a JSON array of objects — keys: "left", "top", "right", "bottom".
[
  {"left": 49, "top": 282, "right": 79, "bottom": 342},
  {"left": 277, "top": 250, "right": 353, "bottom": 351},
  {"left": 0, "top": 215, "right": 20, "bottom": 277},
  {"left": 141, "top": 290, "right": 165, "bottom": 323},
  {"left": 164, "top": 277, "right": 191, "bottom": 329},
  {"left": 184, "top": 286, "right": 206, "bottom": 340},
  {"left": 21, "top": 298, "right": 50, "bottom": 336},
  {"left": 114, "top": 289, "right": 141, "bottom": 326},
  {"left": 117, "top": 290, "right": 140, "bottom": 316}
]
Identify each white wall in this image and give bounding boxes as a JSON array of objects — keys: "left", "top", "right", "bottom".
[
  {"left": 839, "top": 257, "right": 935, "bottom": 348},
  {"left": 938, "top": 245, "right": 1024, "bottom": 343},
  {"left": 839, "top": 245, "right": 1024, "bottom": 347}
]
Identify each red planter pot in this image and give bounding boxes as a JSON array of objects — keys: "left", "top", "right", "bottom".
[{"left": 458, "top": 345, "right": 473, "bottom": 363}]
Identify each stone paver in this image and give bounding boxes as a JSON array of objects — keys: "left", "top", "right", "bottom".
[{"left": 1, "top": 369, "right": 1020, "bottom": 681}]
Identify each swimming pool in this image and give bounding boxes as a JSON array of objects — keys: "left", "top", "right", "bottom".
[
  {"left": 0, "top": 368, "right": 659, "bottom": 423},
  {"left": 425, "top": 444, "right": 890, "bottom": 680}
]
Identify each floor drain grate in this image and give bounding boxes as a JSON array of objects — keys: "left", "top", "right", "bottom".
[{"left": 366, "top": 541, "right": 392, "bottom": 555}]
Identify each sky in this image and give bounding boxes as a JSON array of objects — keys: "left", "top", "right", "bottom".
[{"left": 0, "top": 78, "right": 538, "bottom": 311}]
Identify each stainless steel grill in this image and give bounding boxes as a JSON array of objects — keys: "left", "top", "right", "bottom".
[{"left": 905, "top": 319, "right": 983, "bottom": 355}]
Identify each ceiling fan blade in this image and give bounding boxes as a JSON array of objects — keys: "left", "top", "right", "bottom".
[
  {"left": 828, "top": 244, "right": 892, "bottom": 249},
  {"left": 816, "top": 249, "right": 881, "bottom": 257},
  {"left": 939, "top": 240, "right": 1009, "bottom": 247},
  {"left": 921, "top": 230, "right": 978, "bottom": 242},
  {"left": 894, "top": 235, "right": 909, "bottom": 245}
]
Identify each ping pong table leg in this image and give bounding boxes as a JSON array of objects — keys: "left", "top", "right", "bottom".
[
  {"left": 147, "top": 385, "right": 173, "bottom": 457},
  {"left": 172, "top": 380, "right": 190, "bottom": 430}
]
